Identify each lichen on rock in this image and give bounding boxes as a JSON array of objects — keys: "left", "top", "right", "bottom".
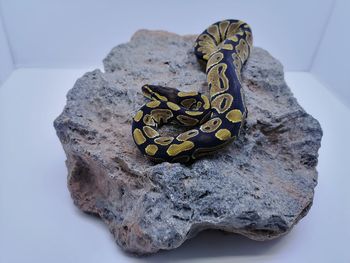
[{"left": 54, "top": 30, "right": 322, "bottom": 255}]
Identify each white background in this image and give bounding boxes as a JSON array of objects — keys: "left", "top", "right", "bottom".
[
  {"left": 0, "top": 0, "right": 334, "bottom": 70},
  {"left": 311, "top": 0, "right": 350, "bottom": 108},
  {"left": 1, "top": 0, "right": 350, "bottom": 262}
]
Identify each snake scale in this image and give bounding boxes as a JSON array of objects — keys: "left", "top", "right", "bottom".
[{"left": 132, "top": 19, "right": 253, "bottom": 163}]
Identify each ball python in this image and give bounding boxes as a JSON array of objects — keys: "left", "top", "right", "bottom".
[{"left": 132, "top": 19, "right": 253, "bottom": 163}]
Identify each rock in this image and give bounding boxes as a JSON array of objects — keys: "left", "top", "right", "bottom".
[{"left": 54, "top": 29, "right": 323, "bottom": 255}]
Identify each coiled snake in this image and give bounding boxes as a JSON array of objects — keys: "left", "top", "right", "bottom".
[{"left": 132, "top": 19, "right": 253, "bottom": 163}]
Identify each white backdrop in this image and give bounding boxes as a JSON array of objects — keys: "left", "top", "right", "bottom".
[
  {"left": 0, "top": 0, "right": 334, "bottom": 71},
  {"left": 311, "top": 0, "right": 350, "bottom": 107}
]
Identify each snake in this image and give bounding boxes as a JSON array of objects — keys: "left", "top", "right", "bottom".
[{"left": 132, "top": 19, "right": 253, "bottom": 163}]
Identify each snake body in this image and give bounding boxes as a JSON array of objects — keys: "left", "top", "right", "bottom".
[{"left": 132, "top": 19, "right": 253, "bottom": 163}]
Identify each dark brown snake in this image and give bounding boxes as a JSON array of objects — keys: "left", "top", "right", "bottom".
[{"left": 132, "top": 19, "right": 253, "bottom": 163}]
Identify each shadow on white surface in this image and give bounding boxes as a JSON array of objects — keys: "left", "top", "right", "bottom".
[
  {"left": 132, "top": 230, "right": 284, "bottom": 262},
  {"left": 79, "top": 206, "right": 287, "bottom": 262}
]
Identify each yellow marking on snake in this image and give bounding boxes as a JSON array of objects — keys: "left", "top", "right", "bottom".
[
  {"left": 197, "top": 32, "right": 219, "bottom": 59},
  {"left": 200, "top": 117, "right": 222, "bottom": 133},
  {"left": 226, "top": 21, "right": 245, "bottom": 38},
  {"left": 151, "top": 109, "right": 173, "bottom": 123},
  {"left": 211, "top": 93, "right": 234, "bottom": 114},
  {"left": 176, "top": 115, "right": 199, "bottom": 126},
  {"left": 154, "top": 93, "right": 168, "bottom": 101},
  {"left": 178, "top": 91, "right": 199, "bottom": 97},
  {"left": 143, "top": 126, "right": 159, "bottom": 138},
  {"left": 207, "top": 52, "right": 224, "bottom": 69},
  {"left": 201, "top": 95, "right": 210, "bottom": 110},
  {"left": 176, "top": 129, "right": 199, "bottom": 141},
  {"left": 219, "top": 20, "right": 230, "bottom": 39},
  {"left": 185, "top": 110, "right": 203, "bottom": 116},
  {"left": 133, "top": 110, "right": 143, "bottom": 122},
  {"left": 221, "top": 44, "right": 234, "bottom": 50},
  {"left": 228, "top": 35, "right": 239, "bottom": 42},
  {"left": 245, "top": 31, "right": 253, "bottom": 48},
  {"left": 167, "top": 141, "right": 195, "bottom": 156},
  {"left": 232, "top": 53, "right": 242, "bottom": 71},
  {"left": 194, "top": 101, "right": 202, "bottom": 109},
  {"left": 226, "top": 109, "right": 243, "bottom": 123},
  {"left": 146, "top": 100, "right": 161, "bottom": 108},
  {"left": 207, "top": 24, "right": 220, "bottom": 44},
  {"left": 155, "top": 136, "right": 174, "bottom": 146},
  {"left": 143, "top": 114, "right": 155, "bottom": 126},
  {"left": 215, "top": 129, "right": 232, "bottom": 140},
  {"left": 198, "top": 34, "right": 216, "bottom": 49},
  {"left": 208, "top": 63, "right": 229, "bottom": 97},
  {"left": 167, "top": 102, "right": 181, "bottom": 111},
  {"left": 133, "top": 128, "right": 146, "bottom": 145},
  {"left": 145, "top": 144, "right": 158, "bottom": 156},
  {"left": 236, "top": 39, "right": 249, "bottom": 62}
]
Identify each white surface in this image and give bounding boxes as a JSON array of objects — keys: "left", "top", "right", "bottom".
[
  {"left": 0, "top": 9, "right": 13, "bottom": 85},
  {"left": 0, "top": 0, "right": 334, "bottom": 71},
  {"left": 0, "top": 69, "right": 350, "bottom": 263},
  {"left": 311, "top": 0, "right": 350, "bottom": 108}
]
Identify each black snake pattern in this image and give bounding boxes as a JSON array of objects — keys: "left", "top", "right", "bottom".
[{"left": 132, "top": 19, "right": 253, "bottom": 163}]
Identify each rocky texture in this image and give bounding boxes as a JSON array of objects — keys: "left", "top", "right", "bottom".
[{"left": 54, "top": 30, "right": 322, "bottom": 255}]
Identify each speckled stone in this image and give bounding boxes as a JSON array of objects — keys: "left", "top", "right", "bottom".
[{"left": 54, "top": 30, "right": 322, "bottom": 255}]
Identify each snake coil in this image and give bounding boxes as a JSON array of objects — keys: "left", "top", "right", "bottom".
[{"left": 132, "top": 19, "right": 253, "bottom": 163}]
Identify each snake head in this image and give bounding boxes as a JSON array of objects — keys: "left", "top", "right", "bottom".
[
  {"left": 141, "top": 84, "right": 154, "bottom": 100},
  {"left": 141, "top": 84, "right": 176, "bottom": 101}
]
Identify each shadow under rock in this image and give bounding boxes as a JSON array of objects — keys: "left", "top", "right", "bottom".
[
  {"left": 131, "top": 229, "right": 286, "bottom": 262},
  {"left": 76, "top": 207, "right": 286, "bottom": 261}
]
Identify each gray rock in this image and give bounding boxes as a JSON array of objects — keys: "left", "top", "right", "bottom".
[{"left": 54, "top": 30, "right": 322, "bottom": 255}]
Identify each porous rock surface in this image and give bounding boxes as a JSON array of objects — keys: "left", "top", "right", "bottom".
[{"left": 54, "top": 30, "right": 322, "bottom": 254}]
